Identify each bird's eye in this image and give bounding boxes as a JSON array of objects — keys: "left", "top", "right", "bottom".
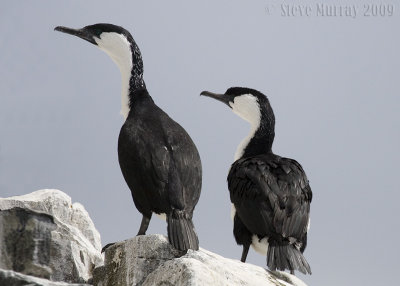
[{"left": 93, "top": 28, "right": 102, "bottom": 37}]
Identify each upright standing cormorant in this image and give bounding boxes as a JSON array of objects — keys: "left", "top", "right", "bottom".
[
  {"left": 201, "top": 87, "right": 312, "bottom": 274},
  {"left": 55, "top": 23, "right": 201, "bottom": 251}
]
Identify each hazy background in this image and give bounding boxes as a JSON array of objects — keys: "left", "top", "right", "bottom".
[{"left": 1, "top": 1, "right": 399, "bottom": 285}]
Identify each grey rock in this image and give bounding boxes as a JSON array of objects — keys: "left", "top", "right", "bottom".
[
  {"left": 0, "top": 208, "right": 56, "bottom": 279},
  {"left": 0, "top": 269, "right": 91, "bottom": 286},
  {"left": 0, "top": 189, "right": 103, "bottom": 284},
  {"left": 94, "top": 234, "right": 307, "bottom": 286}
]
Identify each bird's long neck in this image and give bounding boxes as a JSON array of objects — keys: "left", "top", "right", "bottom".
[
  {"left": 120, "top": 61, "right": 146, "bottom": 120},
  {"left": 97, "top": 33, "right": 145, "bottom": 120},
  {"left": 120, "top": 42, "right": 146, "bottom": 120},
  {"left": 128, "top": 42, "right": 146, "bottom": 94},
  {"left": 235, "top": 106, "right": 275, "bottom": 160}
]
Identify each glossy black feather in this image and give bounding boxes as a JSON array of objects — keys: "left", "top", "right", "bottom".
[
  {"left": 57, "top": 23, "right": 202, "bottom": 252},
  {"left": 118, "top": 89, "right": 201, "bottom": 251},
  {"left": 228, "top": 153, "right": 312, "bottom": 273},
  {"left": 202, "top": 87, "right": 312, "bottom": 274}
]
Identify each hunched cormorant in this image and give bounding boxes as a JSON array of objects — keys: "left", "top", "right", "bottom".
[
  {"left": 55, "top": 23, "right": 201, "bottom": 251},
  {"left": 201, "top": 87, "right": 312, "bottom": 274}
]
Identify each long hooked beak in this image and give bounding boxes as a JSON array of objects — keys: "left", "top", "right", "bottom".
[
  {"left": 54, "top": 26, "right": 97, "bottom": 45},
  {"left": 200, "top": 91, "right": 234, "bottom": 108}
]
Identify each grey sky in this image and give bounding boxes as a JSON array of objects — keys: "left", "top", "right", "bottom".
[{"left": 1, "top": 1, "right": 399, "bottom": 285}]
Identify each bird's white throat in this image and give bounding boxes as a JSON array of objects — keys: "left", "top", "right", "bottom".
[
  {"left": 229, "top": 94, "right": 262, "bottom": 160},
  {"left": 95, "top": 32, "right": 133, "bottom": 120}
]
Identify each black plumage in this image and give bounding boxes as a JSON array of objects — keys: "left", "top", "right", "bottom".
[
  {"left": 55, "top": 23, "right": 201, "bottom": 251},
  {"left": 201, "top": 87, "right": 312, "bottom": 274},
  {"left": 229, "top": 155, "right": 312, "bottom": 274},
  {"left": 118, "top": 89, "right": 201, "bottom": 251}
]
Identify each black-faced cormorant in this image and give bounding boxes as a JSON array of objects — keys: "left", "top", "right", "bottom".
[
  {"left": 201, "top": 87, "right": 312, "bottom": 274},
  {"left": 55, "top": 23, "right": 201, "bottom": 251}
]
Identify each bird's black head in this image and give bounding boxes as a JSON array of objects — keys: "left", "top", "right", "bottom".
[
  {"left": 54, "top": 23, "right": 134, "bottom": 46},
  {"left": 201, "top": 87, "right": 276, "bottom": 156},
  {"left": 200, "top": 87, "right": 274, "bottom": 125},
  {"left": 55, "top": 23, "right": 145, "bottom": 94}
]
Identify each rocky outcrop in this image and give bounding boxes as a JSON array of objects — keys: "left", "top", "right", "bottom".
[
  {"left": 0, "top": 269, "right": 90, "bottom": 286},
  {"left": 0, "top": 189, "right": 103, "bottom": 284},
  {"left": 1, "top": 190, "right": 307, "bottom": 286},
  {"left": 94, "top": 234, "right": 307, "bottom": 286}
]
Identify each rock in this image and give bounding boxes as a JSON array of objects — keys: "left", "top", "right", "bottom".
[
  {"left": 0, "top": 269, "right": 91, "bottom": 286},
  {"left": 94, "top": 234, "right": 307, "bottom": 286},
  {"left": 0, "top": 189, "right": 103, "bottom": 284},
  {"left": 0, "top": 190, "right": 307, "bottom": 286}
]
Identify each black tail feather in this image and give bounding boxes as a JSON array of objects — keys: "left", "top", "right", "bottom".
[
  {"left": 167, "top": 210, "right": 199, "bottom": 251},
  {"left": 267, "top": 243, "right": 311, "bottom": 275}
]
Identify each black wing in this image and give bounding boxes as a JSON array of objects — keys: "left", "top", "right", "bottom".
[
  {"left": 118, "top": 102, "right": 201, "bottom": 215},
  {"left": 159, "top": 109, "right": 202, "bottom": 214},
  {"left": 228, "top": 154, "right": 312, "bottom": 243}
]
